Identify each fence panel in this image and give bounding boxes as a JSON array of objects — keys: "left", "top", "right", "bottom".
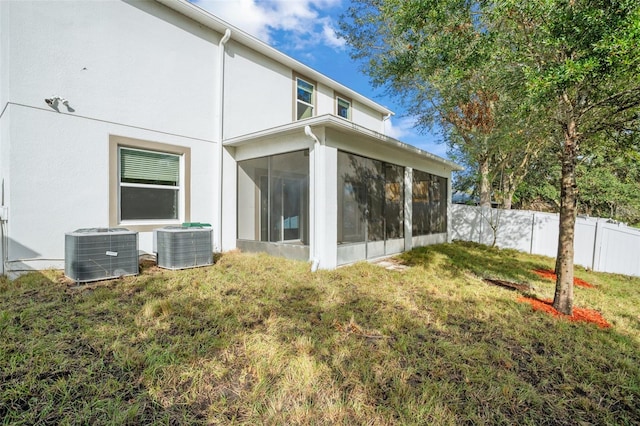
[
  {"left": 493, "top": 208, "right": 534, "bottom": 253},
  {"left": 574, "top": 218, "right": 598, "bottom": 269},
  {"left": 450, "top": 204, "right": 640, "bottom": 277},
  {"left": 595, "top": 223, "right": 640, "bottom": 276},
  {"left": 530, "top": 212, "right": 559, "bottom": 259},
  {"left": 450, "top": 204, "right": 483, "bottom": 242}
]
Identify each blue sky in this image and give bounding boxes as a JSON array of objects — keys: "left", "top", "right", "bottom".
[{"left": 190, "top": 0, "right": 447, "bottom": 159}]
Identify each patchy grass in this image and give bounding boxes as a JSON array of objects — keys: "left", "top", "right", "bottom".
[{"left": 1, "top": 241, "right": 639, "bottom": 425}]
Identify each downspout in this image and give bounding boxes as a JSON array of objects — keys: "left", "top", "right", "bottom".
[
  {"left": 382, "top": 112, "right": 393, "bottom": 135},
  {"left": 304, "top": 125, "right": 321, "bottom": 272},
  {"left": 216, "top": 28, "right": 231, "bottom": 252}
]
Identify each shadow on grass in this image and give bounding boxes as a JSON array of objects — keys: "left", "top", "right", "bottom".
[{"left": 401, "top": 241, "right": 552, "bottom": 284}]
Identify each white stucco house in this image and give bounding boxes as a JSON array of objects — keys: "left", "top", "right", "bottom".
[{"left": 0, "top": 0, "right": 461, "bottom": 277}]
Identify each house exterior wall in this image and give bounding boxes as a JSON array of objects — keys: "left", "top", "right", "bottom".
[
  {"left": 316, "top": 84, "right": 337, "bottom": 121},
  {"left": 222, "top": 40, "right": 387, "bottom": 139},
  {"left": 0, "top": 0, "right": 457, "bottom": 275},
  {"left": 0, "top": 0, "right": 221, "bottom": 274},
  {"left": 4, "top": 1, "right": 219, "bottom": 140},
  {"left": 223, "top": 40, "right": 293, "bottom": 139},
  {"left": 352, "top": 101, "right": 387, "bottom": 133},
  {"left": 0, "top": 1, "right": 8, "bottom": 113}
]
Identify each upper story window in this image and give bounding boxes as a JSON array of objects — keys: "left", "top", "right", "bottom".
[
  {"left": 296, "top": 76, "right": 315, "bottom": 120},
  {"left": 336, "top": 96, "right": 352, "bottom": 120}
]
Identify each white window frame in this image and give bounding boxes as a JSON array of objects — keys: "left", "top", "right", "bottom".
[
  {"left": 336, "top": 95, "right": 352, "bottom": 120},
  {"left": 295, "top": 75, "right": 315, "bottom": 120},
  {"left": 109, "top": 135, "right": 190, "bottom": 232},
  {"left": 118, "top": 147, "right": 185, "bottom": 226}
]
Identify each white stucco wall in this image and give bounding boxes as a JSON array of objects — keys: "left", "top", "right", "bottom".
[
  {"left": 352, "top": 101, "right": 387, "bottom": 133},
  {"left": 5, "top": 106, "right": 216, "bottom": 270},
  {"left": 1, "top": 1, "right": 221, "bottom": 272},
  {"left": 4, "top": 0, "right": 220, "bottom": 141},
  {"left": 223, "top": 40, "right": 293, "bottom": 139},
  {"left": 0, "top": 1, "right": 8, "bottom": 112},
  {"left": 1, "top": 0, "right": 442, "bottom": 275},
  {"left": 222, "top": 39, "right": 387, "bottom": 139},
  {"left": 316, "top": 84, "right": 335, "bottom": 118}
]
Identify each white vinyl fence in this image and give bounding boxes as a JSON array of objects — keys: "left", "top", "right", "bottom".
[{"left": 450, "top": 204, "right": 640, "bottom": 277}]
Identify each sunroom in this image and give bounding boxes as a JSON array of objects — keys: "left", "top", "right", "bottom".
[{"left": 224, "top": 115, "right": 461, "bottom": 270}]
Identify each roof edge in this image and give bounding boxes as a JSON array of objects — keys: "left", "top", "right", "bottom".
[
  {"left": 224, "top": 115, "right": 463, "bottom": 171},
  {"left": 155, "top": 0, "right": 393, "bottom": 116}
]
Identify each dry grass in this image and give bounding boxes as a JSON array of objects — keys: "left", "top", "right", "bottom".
[{"left": 1, "top": 241, "right": 639, "bottom": 425}]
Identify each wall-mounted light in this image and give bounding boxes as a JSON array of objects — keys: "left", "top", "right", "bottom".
[{"left": 44, "top": 96, "right": 74, "bottom": 112}]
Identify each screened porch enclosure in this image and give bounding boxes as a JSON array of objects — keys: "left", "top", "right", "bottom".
[
  {"left": 337, "top": 151, "right": 405, "bottom": 263},
  {"left": 232, "top": 129, "right": 452, "bottom": 267},
  {"left": 237, "top": 150, "right": 309, "bottom": 256}
]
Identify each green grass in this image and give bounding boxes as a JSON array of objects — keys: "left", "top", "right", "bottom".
[{"left": 1, "top": 241, "right": 639, "bottom": 425}]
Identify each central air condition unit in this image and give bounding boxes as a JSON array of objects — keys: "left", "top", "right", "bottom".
[
  {"left": 155, "top": 225, "right": 213, "bottom": 270},
  {"left": 65, "top": 228, "right": 138, "bottom": 283}
]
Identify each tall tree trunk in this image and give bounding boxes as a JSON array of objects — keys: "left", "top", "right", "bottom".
[
  {"left": 553, "top": 118, "right": 578, "bottom": 316},
  {"left": 479, "top": 156, "right": 491, "bottom": 208},
  {"left": 502, "top": 190, "right": 514, "bottom": 210},
  {"left": 502, "top": 175, "right": 515, "bottom": 210}
]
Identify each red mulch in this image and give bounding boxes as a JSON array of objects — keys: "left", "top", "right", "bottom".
[
  {"left": 517, "top": 297, "right": 611, "bottom": 328},
  {"left": 533, "top": 269, "right": 595, "bottom": 289}
]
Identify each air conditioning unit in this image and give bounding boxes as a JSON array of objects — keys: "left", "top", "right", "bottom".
[
  {"left": 65, "top": 228, "right": 139, "bottom": 282},
  {"left": 156, "top": 226, "right": 213, "bottom": 270}
]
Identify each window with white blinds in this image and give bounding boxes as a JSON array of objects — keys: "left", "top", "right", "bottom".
[
  {"left": 119, "top": 147, "right": 181, "bottom": 221},
  {"left": 120, "top": 148, "right": 179, "bottom": 185}
]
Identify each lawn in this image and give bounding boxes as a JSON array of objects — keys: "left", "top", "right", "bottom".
[{"left": 1, "top": 241, "right": 639, "bottom": 425}]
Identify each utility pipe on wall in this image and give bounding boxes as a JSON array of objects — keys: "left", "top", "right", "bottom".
[
  {"left": 304, "top": 125, "right": 321, "bottom": 272},
  {"left": 216, "top": 28, "right": 231, "bottom": 252}
]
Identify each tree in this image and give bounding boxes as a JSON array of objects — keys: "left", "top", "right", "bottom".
[
  {"left": 513, "top": 133, "right": 640, "bottom": 225},
  {"left": 494, "top": 0, "right": 640, "bottom": 314},
  {"left": 339, "top": 0, "right": 505, "bottom": 208},
  {"left": 340, "top": 0, "right": 640, "bottom": 314},
  {"left": 576, "top": 134, "right": 640, "bottom": 223}
]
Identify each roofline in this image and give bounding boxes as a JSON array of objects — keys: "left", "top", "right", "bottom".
[
  {"left": 224, "top": 115, "right": 463, "bottom": 171},
  {"left": 155, "top": 0, "right": 394, "bottom": 116}
]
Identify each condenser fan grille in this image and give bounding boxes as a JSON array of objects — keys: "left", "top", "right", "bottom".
[
  {"left": 65, "top": 228, "right": 138, "bottom": 282},
  {"left": 156, "top": 227, "right": 213, "bottom": 270}
]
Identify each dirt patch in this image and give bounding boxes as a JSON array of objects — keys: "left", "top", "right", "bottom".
[
  {"left": 483, "top": 278, "right": 531, "bottom": 292},
  {"left": 517, "top": 297, "right": 611, "bottom": 328},
  {"left": 533, "top": 269, "right": 595, "bottom": 289},
  {"left": 372, "top": 257, "right": 410, "bottom": 272}
]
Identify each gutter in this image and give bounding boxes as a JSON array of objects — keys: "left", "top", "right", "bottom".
[{"left": 216, "top": 28, "right": 231, "bottom": 252}]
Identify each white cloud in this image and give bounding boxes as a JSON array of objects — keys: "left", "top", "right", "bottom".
[
  {"left": 384, "top": 116, "right": 417, "bottom": 140},
  {"left": 191, "top": 0, "right": 344, "bottom": 50},
  {"left": 319, "top": 17, "right": 345, "bottom": 48},
  {"left": 385, "top": 116, "right": 449, "bottom": 159}
]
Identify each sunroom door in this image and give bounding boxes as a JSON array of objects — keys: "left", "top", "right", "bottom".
[
  {"left": 340, "top": 175, "right": 385, "bottom": 259},
  {"left": 366, "top": 173, "right": 386, "bottom": 258}
]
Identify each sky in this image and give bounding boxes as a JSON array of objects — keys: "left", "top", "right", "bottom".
[{"left": 190, "top": 0, "right": 448, "bottom": 159}]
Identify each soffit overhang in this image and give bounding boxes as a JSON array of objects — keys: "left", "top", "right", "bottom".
[{"left": 224, "top": 115, "right": 463, "bottom": 172}]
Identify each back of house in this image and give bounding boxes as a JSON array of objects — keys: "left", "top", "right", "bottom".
[{"left": 0, "top": 0, "right": 460, "bottom": 277}]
